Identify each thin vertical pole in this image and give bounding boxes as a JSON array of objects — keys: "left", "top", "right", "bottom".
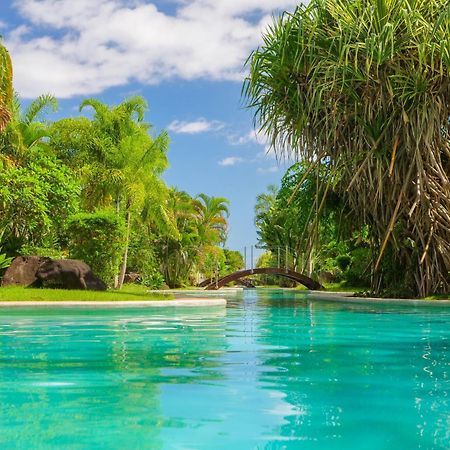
[
  {"left": 251, "top": 245, "right": 254, "bottom": 273},
  {"left": 215, "top": 262, "right": 219, "bottom": 289},
  {"left": 244, "top": 247, "right": 247, "bottom": 270},
  {"left": 285, "top": 244, "right": 288, "bottom": 272}
]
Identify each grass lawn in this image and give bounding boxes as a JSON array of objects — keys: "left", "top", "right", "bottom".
[
  {"left": 0, "top": 284, "right": 174, "bottom": 302},
  {"left": 292, "top": 282, "right": 368, "bottom": 293}
]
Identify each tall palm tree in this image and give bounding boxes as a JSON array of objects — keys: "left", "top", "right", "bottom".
[
  {"left": 194, "top": 194, "right": 230, "bottom": 246},
  {"left": 245, "top": 0, "right": 450, "bottom": 297},
  {"left": 157, "top": 189, "right": 199, "bottom": 287},
  {"left": 79, "top": 97, "right": 171, "bottom": 288},
  {"left": 0, "top": 94, "right": 58, "bottom": 171}
]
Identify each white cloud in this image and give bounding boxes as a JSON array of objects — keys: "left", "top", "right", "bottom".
[
  {"left": 5, "top": 0, "right": 298, "bottom": 98},
  {"left": 219, "top": 156, "right": 245, "bottom": 166},
  {"left": 229, "top": 129, "right": 270, "bottom": 146},
  {"left": 257, "top": 166, "right": 279, "bottom": 174},
  {"left": 229, "top": 130, "right": 259, "bottom": 146},
  {"left": 167, "top": 119, "right": 224, "bottom": 134}
]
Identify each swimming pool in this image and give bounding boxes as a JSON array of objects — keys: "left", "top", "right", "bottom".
[{"left": 0, "top": 290, "right": 449, "bottom": 449}]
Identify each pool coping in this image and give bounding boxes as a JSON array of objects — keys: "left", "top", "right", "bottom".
[
  {"left": 306, "top": 291, "right": 450, "bottom": 306},
  {"left": 0, "top": 298, "right": 227, "bottom": 308}
]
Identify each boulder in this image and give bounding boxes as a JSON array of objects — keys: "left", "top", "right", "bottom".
[
  {"left": 2, "top": 256, "right": 50, "bottom": 287},
  {"left": 319, "top": 271, "right": 336, "bottom": 283},
  {"left": 124, "top": 272, "right": 141, "bottom": 284},
  {"left": 36, "top": 259, "right": 107, "bottom": 291}
]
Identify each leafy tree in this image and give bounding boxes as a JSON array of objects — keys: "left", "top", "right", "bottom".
[
  {"left": 255, "top": 163, "right": 336, "bottom": 275},
  {"left": 0, "top": 94, "right": 58, "bottom": 164},
  {"left": 223, "top": 249, "right": 244, "bottom": 273},
  {"left": 67, "top": 210, "right": 126, "bottom": 286},
  {"left": 0, "top": 149, "right": 80, "bottom": 254},
  {"left": 245, "top": 0, "right": 450, "bottom": 297},
  {"left": 51, "top": 97, "right": 171, "bottom": 288},
  {"left": 155, "top": 190, "right": 232, "bottom": 287},
  {"left": 194, "top": 194, "right": 230, "bottom": 245},
  {"left": 156, "top": 189, "right": 200, "bottom": 287}
]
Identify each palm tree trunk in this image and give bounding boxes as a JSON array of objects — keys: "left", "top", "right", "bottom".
[{"left": 118, "top": 210, "right": 131, "bottom": 289}]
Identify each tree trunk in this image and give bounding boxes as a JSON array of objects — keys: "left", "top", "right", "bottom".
[
  {"left": 118, "top": 210, "right": 131, "bottom": 289},
  {"left": 113, "top": 198, "right": 121, "bottom": 289}
]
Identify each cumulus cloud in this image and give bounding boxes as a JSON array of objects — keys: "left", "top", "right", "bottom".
[
  {"left": 167, "top": 119, "right": 224, "bottom": 134},
  {"left": 5, "top": 0, "right": 298, "bottom": 98},
  {"left": 219, "top": 156, "right": 245, "bottom": 167}
]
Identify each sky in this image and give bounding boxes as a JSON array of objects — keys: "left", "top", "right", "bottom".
[{"left": 0, "top": 0, "right": 299, "bottom": 254}]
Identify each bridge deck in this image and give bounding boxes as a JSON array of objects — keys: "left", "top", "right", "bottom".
[{"left": 203, "top": 267, "right": 324, "bottom": 291}]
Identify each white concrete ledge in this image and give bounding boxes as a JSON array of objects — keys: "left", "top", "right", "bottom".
[
  {"left": 0, "top": 298, "right": 227, "bottom": 308},
  {"left": 306, "top": 291, "right": 450, "bottom": 306}
]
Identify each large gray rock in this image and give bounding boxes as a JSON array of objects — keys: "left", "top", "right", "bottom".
[
  {"left": 2, "top": 256, "right": 107, "bottom": 291},
  {"left": 36, "top": 259, "right": 107, "bottom": 291},
  {"left": 2, "top": 256, "right": 49, "bottom": 287}
]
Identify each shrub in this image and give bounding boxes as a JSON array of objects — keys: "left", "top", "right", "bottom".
[
  {"left": 126, "top": 224, "right": 166, "bottom": 289},
  {"left": 67, "top": 210, "right": 126, "bottom": 286},
  {"left": 21, "top": 245, "right": 66, "bottom": 259},
  {"left": 344, "top": 247, "right": 372, "bottom": 287},
  {"left": 141, "top": 270, "right": 165, "bottom": 289},
  {"left": 335, "top": 255, "right": 351, "bottom": 272}
]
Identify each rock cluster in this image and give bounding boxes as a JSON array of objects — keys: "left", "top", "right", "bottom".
[{"left": 2, "top": 256, "right": 106, "bottom": 291}]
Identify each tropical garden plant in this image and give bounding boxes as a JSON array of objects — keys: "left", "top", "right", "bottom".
[
  {"left": 0, "top": 43, "right": 235, "bottom": 291},
  {"left": 245, "top": 0, "right": 450, "bottom": 297}
]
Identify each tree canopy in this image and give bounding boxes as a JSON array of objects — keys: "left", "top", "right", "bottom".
[
  {"left": 0, "top": 45, "right": 237, "bottom": 289},
  {"left": 245, "top": 0, "right": 450, "bottom": 297}
]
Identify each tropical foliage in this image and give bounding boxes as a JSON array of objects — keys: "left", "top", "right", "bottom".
[
  {"left": 67, "top": 211, "right": 127, "bottom": 286},
  {"left": 245, "top": 0, "right": 450, "bottom": 297},
  {"left": 0, "top": 45, "right": 237, "bottom": 289}
]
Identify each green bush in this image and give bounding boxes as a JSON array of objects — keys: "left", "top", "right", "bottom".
[
  {"left": 0, "top": 251, "right": 13, "bottom": 271},
  {"left": 335, "top": 255, "right": 351, "bottom": 272},
  {"left": 67, "top": 210, "right": 126, "bottom": 286},
  {"left": 126, "top": 224, "right": 165, "bottom": 289},
  {"left": 344, "top": 247, "right": 372, "bottom": 287},
  {"left": 21, "top": 245, "right": 66, "bottom": 259},
  {"left": 141, "top": 270, "right": 165, "bottom": 289}
]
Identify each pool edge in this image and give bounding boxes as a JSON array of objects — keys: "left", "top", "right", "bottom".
[
  {"left": 0, "top": 298, "right": 227, "bottom": 308},
  {"left": 306, "top": 291, "right": 450, "bottom": 306}
]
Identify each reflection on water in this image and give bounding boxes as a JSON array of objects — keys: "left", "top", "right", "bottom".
[{"left": 0, "top": 292, "right": 449, "bottom": 449}]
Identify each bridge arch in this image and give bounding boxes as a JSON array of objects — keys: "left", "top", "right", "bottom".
[{"left": 203, "top": 267, "right": 323, "bottom": 291}]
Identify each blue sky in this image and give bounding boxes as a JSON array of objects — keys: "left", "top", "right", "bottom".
[{"left": 0, "top": 0, "right": 298, "bottom": 253}]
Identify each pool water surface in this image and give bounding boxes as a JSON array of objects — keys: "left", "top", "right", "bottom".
[{"left": 0, "top": 289, "right": 449, "bottom": 449}]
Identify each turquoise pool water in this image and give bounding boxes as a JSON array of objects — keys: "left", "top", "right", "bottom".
[{"left": 0, "top": 290, "right": 449, "bottom": 449}]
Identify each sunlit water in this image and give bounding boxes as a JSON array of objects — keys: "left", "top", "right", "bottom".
[{"left": 0, "top": 289, "right": 449, "bottom": 449}]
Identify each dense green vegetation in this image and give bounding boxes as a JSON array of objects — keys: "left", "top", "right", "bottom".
[
  {"left": 0, "top": 41, "right": 239, "bottom": 290},
  {"left": 255, "top": 163, "right": 371, "bottom": 289},
  {"left": 245, "top": 0, "right": 450, "bottom": 298}
]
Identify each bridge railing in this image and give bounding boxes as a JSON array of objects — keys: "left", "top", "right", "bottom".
[{"left": 242, "top": 245, "right": 297, "bottom": 273}]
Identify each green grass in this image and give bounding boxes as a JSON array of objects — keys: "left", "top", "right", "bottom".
[
  {"left": 0, "top": 284, "right": 174, "bottom": 302},
  {"left": 424, "top": 294, "right": 450, "bottom": 301}
]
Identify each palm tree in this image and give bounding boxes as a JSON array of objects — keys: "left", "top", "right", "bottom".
[
  {"left": 245, "top": 0, "right": 450, "bottom": 297},
  {"left": 79, "top": 97, "right": 170, "bottom": 288},
  {"left": 0, "top": 43, "right": 12, "bottom": 132},
  {"left": 157, "top": 189, "right": 200, "bottom": 287},
  {"left": 0, "top": 94, "right": 58, "bottom": 162},
  {"left": 194, "top": 194, "right": 230, "bottom": 245}
]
